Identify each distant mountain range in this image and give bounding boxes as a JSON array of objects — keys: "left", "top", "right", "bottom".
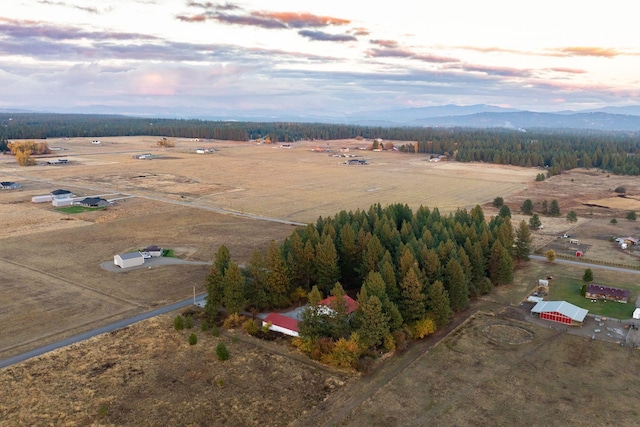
[{"left": 3, "top": 104, "right": 640, "bottom": 131}]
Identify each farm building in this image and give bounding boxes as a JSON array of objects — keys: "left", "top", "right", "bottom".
[
  {"left": 0, "top": 181, "right": 20, "bottom": 190},
  {"left": 262, "top": 312, "right": 299, "bottom": 337},
  {"left": 531, "top": 301, "right": 588, "bottom": 325},
  {"left": 32, "top": 195, "right": 53, "bottom": 203},
  {"left": 114, "top": 252, "right": 145, "bottom": 268},
  {"left": 585, "top": 284, "right": 630, "bottom": 303},
  {"left": 623, "top": 237, "right": 638, "bottom": 246},
  {"left": 317, "top": 295, "right": 359, "bottom": 316},
  {"left": 50, "top": 189, "right": 74, "bottom": 199},
  {"left": 52, "top": 198, "right": 74, "bottom": 207},
  {"left": 76, "top": 197, "right": 110, "bottom": 207},
  {"left": 143, "top": 245, "right": 163, "bottom": 257}
]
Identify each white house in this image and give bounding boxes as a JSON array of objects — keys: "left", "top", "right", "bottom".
[
  {"left": 114, "top": 252, "right": 145, "bottom": 268},
  {"left": 143, "top": 245, "right": 163, "bottom": 257}
]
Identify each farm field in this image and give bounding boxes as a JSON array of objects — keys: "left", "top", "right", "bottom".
[
  {"left": 338, "top": 312, "right": 640, "bottom": 427},
  {"left": 0, "top": 314, "right": 353, "bottom": 426}
]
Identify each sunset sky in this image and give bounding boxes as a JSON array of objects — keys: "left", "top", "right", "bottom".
[{"left": 2, "top": 0, "right": 639, "bottom": 118}]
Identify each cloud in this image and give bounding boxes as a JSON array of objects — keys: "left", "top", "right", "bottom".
[
  {"left": 178, "top": 5, "right": 350, "bottom": 31},
  {"left": 0, "top": 18, "right": 157, "bottom": 41},
  {"left": 367, "top": 48, "right": 459, "bottom": 64},
  {"left": 37, "top": 0, "right": 100, "bottom": 14},
  {"left": 557, "top": 46, "right": 620, "bottom": 58},
  {"left": 351, "top": 27, "right": 370, "bottom": 36},
  {"left": 298, "top": 30, "right": 356, "bottom": 42},
  {"left": 370, "top": 39, "right": 398, "bottom": 48},
  {"left": 550, "top": 67, "right": 587, "bottom": 74},
  {"left": 448, "top": 63, "right": 533, "bottom": 77}
]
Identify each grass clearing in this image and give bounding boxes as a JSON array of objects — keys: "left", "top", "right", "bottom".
[
  {"left": 56, "top": 206, "right": 106, "bottom": 214},
  {"left": 548, "top": 276, "right": 635, "bottom": 319}
]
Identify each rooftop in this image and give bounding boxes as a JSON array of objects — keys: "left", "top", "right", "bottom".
[{"left": 531, "top": 300, "right": 588, "bottom": 322}]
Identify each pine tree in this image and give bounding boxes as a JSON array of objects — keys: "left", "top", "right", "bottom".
[
  {"left": 265, "top": 240, "right": 290, "bottom": 308},
  {"left": 223, "top": 262, "right": 246, "bottom": 315},
  {"left": 398, "top": 268, "right": 426, "bottom": 323},
  {"left": 328, "top": 282, "right": 351, "bottom": 339},
  {"left": 314, "top": 235, "right": 341, "bottom": 294},
  {"left": 298, "top": 286, "right": 330, "bottom": 339},
  {"left": 444, "top": 259, "right": 469, "bottom": 312},
  {"left": 245, "top": 248, "right": 268, "bottom": 311},
  {"left": 362, "top": 271, "right": 403, "bottom": 331},
  {"left": 205, "top": 245, "right": 230, "bottom": 320},
  {"left": 529, "top": 213, "right": 542, "bottom": 230},
  {"left": 549, "top": 199, "right": 561, "bottom": 216},
  {"left": 360, "top": 235, "right": 384, "bottom": 277},
  {"left": 566, "top": 210, "right": 578, "bottom": 222},
  {"left": 583, "top": 268, "right": 593, "bottom": 282},
  {"left": 354, "top": 292, "right": 389, "bottom": 349},
  {"left": 521, "top": 199, "right": 533, "bottom": 215},
  {"left": 427, "top": 280, "right": 452, "bottom": 328},
  {"left": 514, "top": 220, "right": 532, "bottom": 262}
]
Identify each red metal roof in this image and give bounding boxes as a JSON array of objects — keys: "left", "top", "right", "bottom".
[
  {"left": 263, "top": 312, "right": 299, "bottom": 332},
  {"left": 318, "top": 295, "right": 359, "bottom": 314}
]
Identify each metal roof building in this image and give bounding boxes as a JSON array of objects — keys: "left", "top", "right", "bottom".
[{"left": 531, "top": 301, "right": 588, "bottom": 325}]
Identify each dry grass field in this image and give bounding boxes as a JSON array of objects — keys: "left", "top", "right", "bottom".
[
  {"left": 0, "top": 314, "right": 352, "bottom": 426},
  {"left": 340, "top": 312, "right": 640, "bottom": 427}
]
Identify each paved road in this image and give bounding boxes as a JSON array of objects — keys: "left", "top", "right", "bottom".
[
  {"left": 530, "top": 255, "right": 640, "bottom": 274},
  {"left": 0, "top": 294, "right": 206, "bottom": 370}
]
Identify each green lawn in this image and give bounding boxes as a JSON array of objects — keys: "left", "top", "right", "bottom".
[
  {"left": 57, "top": 206, "right": 106, "bottom": 214},
  {"left": 162, "top": 249, "right": 175, "bottom": 257},
  {"left": 548, "top": 277, "right": 635, "bottom": 319}
]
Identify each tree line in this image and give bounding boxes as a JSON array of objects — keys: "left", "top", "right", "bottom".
[
  {"left": 204, "top": 203, "right": 532, "bottom": 368},
  {"left": 4, "top": 113, "right": 640, "bottom": 175}
]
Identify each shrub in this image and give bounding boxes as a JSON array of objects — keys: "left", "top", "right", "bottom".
[
  {"left": 626, "top": 211, "right": 637, "bottom": 221},
  {"left": 583, "top": 268, "right": 593, "bottom": 282},
  {"left": 210, "top": 324, "right": 220, "bottom": 337},
  {"left": 201, "top": 320, "right": 209, "bottom": 332},
  {"left": 611, "top": 218, "right": 618, "bottom": 224},
  {"left": 392, "top": 330, "right": 408, "bottom": 352},
  {"left": 535, "top": 173, "right": 545, "bottom": 182},
  {"left": 410, "top": 318, "right": 436, "bottom": 339},
  {"left": 581, "top": 284, "right": 588, "bottom": 297},
  {"left": 223, "top": 313, "right": 245, "bottom": 328},
  {"left": 216, "top": 343, "right": 230, "bottom": 361},
  {"left": 185, "top": 316, "right": 193, "bottom": 329},
  {"left": 492, "top": 197, "right": 504, "bottom": 207},
  {"left": 188, "top": 333, "right": 198, "bottom": 345},
  {"left": 545, "top": 249, "right": 556, "bottom": 262},
  {"left": 614, "top": 186, "right": 626, "bottom": 193},
  {"left": 173, "top": 315, "right": 185, "bottom": 331},
  {"left": 242, "top": 319, "right": 259, "bottom": 336},
  {"left": 566, "top": 210, "right": 577, "bottom": 222},
  {"left": 321, "top": 337, "right": 361, "bottom": 369},
  {"left": 383, "top": 333, "right": 396, "bottom": 353}
]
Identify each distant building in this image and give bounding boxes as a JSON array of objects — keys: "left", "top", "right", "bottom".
[
  {"left": 0, "top": 181, "right": 20, "bottom": 190},
  {"left": 318, "top": 295, "right": 359, "bottom": 316},
  {"left": 262, "top": 312, "right": 299, "bottom": 337},
  {"left": 50, "top": 189, "right": 74, "bottom": 199},
  {"left": 76, "top": 197, "right": 110, "bottom": 208},
  {"left": 585, "top": 284, "right": 630, "bottom": 303}
]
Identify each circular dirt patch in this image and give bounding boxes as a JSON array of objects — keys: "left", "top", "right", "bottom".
[{"left": 483, "top": 323, "right": 534, "bottom": 345}]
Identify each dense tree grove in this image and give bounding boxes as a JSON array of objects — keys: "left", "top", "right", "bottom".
[
  {"left": 4, "top": 113, "right": 640, "bottom": 174},
  {"left": 205, "top": 203, "right": 519, "bottom": 362}
]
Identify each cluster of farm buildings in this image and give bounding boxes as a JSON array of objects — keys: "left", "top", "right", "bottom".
[{"left": 31, "top": 189, "right": 112, "bottom": 208}]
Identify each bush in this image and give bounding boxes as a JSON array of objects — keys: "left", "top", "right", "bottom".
[
  {"left": 611, "top": 218, "right": 618, "bottom": 224},
  {"left": 185, "top": 316, "right": 193, "bottom": 329},
  {"left": 492, "top": 197, "right": 504, "bottom": 207},
  {"left": 321, "top": 337, "right": 361, "bottom": 369},
  {"left": 627, "top": 211, "right": 637, "bottom": 221},
  {"left": 581, "top": 284, "right": 588, "bottom": 297},
  {"left": 242, "top": 319, "right": 259, "bottom": 336},
  {"left": 615, "top": 186, "right": 626, "bottom": 193},
  {"left": 545, "top": 249, "right": 556, "bottom": 262},
  {"left": 173, "top": 315, "right": 185, "bottom": 331},
  {"left": 223, "top": 313, "right": 245, "bottom": 328},
  {"left": 583, "top": 268, "right": 593, "bottom": 282},
  {"left": 392, "top": 330, "right": 408, "bottom": 352},
  {"left": 201, "top": 320, "right": 209, "bottom": 332},
  {"left": 210, "top": 324, "right": 220, "bottom": 337},
  {"left": 410, "top": 318, "right": 436, "bottom": 339},
  {"left": 535, "top": 173, "right": 545, "bottom": 182},
  {"left": 216, "top": 343, "right": 230, "bottom": 361},
  {"left": 188, "top": 332, "right": 198, "bottom": 345},
  {"left": 383, "top": 333, "right": 396, "bottom": 353}
]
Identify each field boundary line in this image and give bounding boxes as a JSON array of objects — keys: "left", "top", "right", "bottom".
[{"left": 0, "top": 257, "right": 145, "bottom": 308}]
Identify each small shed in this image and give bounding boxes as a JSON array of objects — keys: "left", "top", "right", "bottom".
[
  {"left": 143, "top": 245, "right": 163, "bottom": 257},
  {"left": 569, "top": 239, "right": 579, "bottom": 245},
  {"left": 575, "top": 251, "right": 583, "bottom": 257},
  {"left": 538, "top": 279, "right": 549, "bottom": 287},
  {"left": 114, "top": 252, "right": 145, "bottom": 268},
  {"left": 263, "top": 312, "right": 299, "bottom": 337}
]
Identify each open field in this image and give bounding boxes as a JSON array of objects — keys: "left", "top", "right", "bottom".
[
  {"left": 340, "top": 312, "right": 640, "bottom": 426},
  {"left": 0, "top": 314, "right": 353, "bottom": 426}
]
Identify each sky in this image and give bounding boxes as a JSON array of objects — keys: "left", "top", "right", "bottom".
[{"left": 1, "top": 0, "right": 639, "bottom": 118}]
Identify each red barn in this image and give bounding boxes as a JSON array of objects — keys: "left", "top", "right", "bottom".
[{"left": 531, "top": 301, "right": 588, "bottom": 325}]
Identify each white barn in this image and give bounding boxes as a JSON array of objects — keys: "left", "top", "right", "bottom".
[{"left": 114, "top": 252, "right": 145, "bottom": 268}]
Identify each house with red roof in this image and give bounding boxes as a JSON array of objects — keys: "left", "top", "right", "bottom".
[
  {"left": 318, "top": 295, "right": 359, "bottom": 316},
  {"left": 262, "top": 312, "right": 299, "bottom": 337}
]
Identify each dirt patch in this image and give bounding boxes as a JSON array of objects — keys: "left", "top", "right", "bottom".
[
  {"left": 0, "top": 315, "right": 352, "bottom": 426},
  {"left": 340, "top": 312, "right": 640, "bottom": 426},
  {"left": 482, "top": 323, "right": 534, "bottom": 345}
]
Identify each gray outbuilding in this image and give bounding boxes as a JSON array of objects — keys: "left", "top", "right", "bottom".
[{"left": 114, "top": 252, "right": 145, "bottom": 268}]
